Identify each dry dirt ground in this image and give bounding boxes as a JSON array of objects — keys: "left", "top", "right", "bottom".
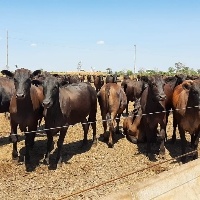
[{"left": 0, "top": 101, "right": 198, "bottom": 200}]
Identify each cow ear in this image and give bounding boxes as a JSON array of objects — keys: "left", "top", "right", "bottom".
[
  {"left": 31, "top": 70, "right": 41, "bottom": 78},
  {"left": 141, "top": 76, "right": 149, "bottom": 83},
  {"left": 1, "top": 70, "right": 14, "bottom": 78},
  {"left": 57, "top": 77, "right": 68, "bottom": 86},
  {"left": 143, "top": 82, "right": 148, "bottom": 89},
  {"left": 52, "top": 74, "right": 59, "bottom": 77},
  {"left": 31, "top": 79, "right": 43, "bottom": 86},
  {"left": 182, "top": 80, "right": 193, "bottom": 91}
]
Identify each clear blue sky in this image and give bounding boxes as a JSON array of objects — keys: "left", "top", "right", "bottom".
[{"left": 0, "top": 0, "right": 200, "bottom": 73}]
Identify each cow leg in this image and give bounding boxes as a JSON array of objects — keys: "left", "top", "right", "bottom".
[
  {"left": 158, "top": 120, "right": 166, "bottom": 159},
  {"left": 56, "top": 128, "right": 68, "bottom": 165},
  {"left": 158, "top": 128, "right": 166, "bottom": 159},
  {"left": 81, "top": 118, "right": 89, "bottom": 145},
  {"left": 115, "top": 113, "right": 121, "bottom": 134},
  {"left": 9, "top": 120, "right": 18, "bottom": 160},
  {"left": 171, "top": 113, "right": 177, "bottom": 143},
  {"left": 179, "top": 125, "right": 187, "bottom": 163},
  {"left": 145, "top": 125, "right": 153, "bottom": 159},
  {"left": 165, "top": 110, "right": 170, "bottom": 141},
  {"left": 126, "top": 101, "right": 129, "bottom": 115},
  {"left": 44, "top": 130, "right": 53, "bottom": 165},
  {"left": 102, "top": 113, "right": 108, "bottom": 141},
  {"left": 24, "top": 133, "right": 31, "bottom": 164},
  {"left": 191, "top": 131, "right": 198, "bottom": 148},
  {"left": 25, "top": 125, "right": 37, "bottom": 164},
  {"left": 191, "top": 130, "right": 200, "bottom": 160},
  {"left": 29, "top": 123, "right": 37, "bottom": 149},
  {"left": 108, "top": 118, "right": 114, "bottom": 148},
  {"left": 88, "top": 116, "right": 97, "bottom": 146}
]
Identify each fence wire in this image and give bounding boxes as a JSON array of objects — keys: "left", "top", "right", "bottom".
[
  {"left": 4, "top": 104, "right": 200, "bottom": 136},
  {"left": 56, "top": 150, "right": 198, "bottom": 200}
]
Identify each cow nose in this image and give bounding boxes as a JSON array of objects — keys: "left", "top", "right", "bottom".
[
  {"left": 16, "top": 93, "right": 25, "bottom": 99},
  {"left": 159, "top": 94, "right": 166, "bottom": 101},
  {"left": 42, "top": 101, "right": 51, "bottom": 107}
]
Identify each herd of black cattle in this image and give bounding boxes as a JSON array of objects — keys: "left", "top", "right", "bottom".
[{"left": 0, "top": 68, "right": 200, "bottom": 167}]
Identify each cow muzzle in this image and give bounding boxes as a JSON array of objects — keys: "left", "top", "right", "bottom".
[
  {"left": 158, "top": 94, "right": 166, "bottom": 101},
  {"left": 42, "top": 100, "right": 52, "bottom": 109},
  {"left": 127, "top": 135, "right": 138, "bottom": 144},
  {"left": 16, "top": 93, "right": 25, "bottom": 99}
]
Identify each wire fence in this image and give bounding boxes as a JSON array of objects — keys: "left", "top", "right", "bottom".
[
  {"left": 4, "top": 104, "right": 199, "bottom": 137},
  {"left": 0, "top": 106, "right": 199, "bottom": 200},
  {"left": 1, "top": 96, "right": 200, "bottom": 199},
  {"left": 56, "top": 150, "right": 198, "bottom": 200}
]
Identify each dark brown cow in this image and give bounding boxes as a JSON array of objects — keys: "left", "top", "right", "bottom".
[
  {"left": 1, "top": 68, "right": 44, "bottom": 164},
  {"left": 94, "top": 75, "right": 104, "bottom": 92},
  {"left": 121, "top": 79, "right": 147, "bottom": 115},
  {"left": 172, "top": 80, "right": 200, "bottom": 162},
  {"left": 0, "top": 77, "right": 15, "bottom": 113},
  {"left": 87, "top": 75, "right": 92, "bottom": 83},
  {"left": 97, "top": 83, "right": 127, "bottom": 147},
  {"left": 163, "top": 74, "right": 186, "bottom": 141},
  {"left": 65, "top": 74, "right": 80, "bottom": 84},
  {"left": 123, "top": 99, "right": 144, "bottom": 143},
  {"left": 41, "top": 75, "right": 97, "bottom": 166},
  {"left": 105, "top": 75, "right": 118, "bottom": 84},
  {"left": 139, "top": 75, "right": 166, "bottom": 159},
  {"left": 123, "top": 75, "right": 130, "bottom": 80}
]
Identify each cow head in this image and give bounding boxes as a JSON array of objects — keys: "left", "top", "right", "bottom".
[
  {"left": 99, "top": 75, "right": 104, "bottom": 84},
  {"left": 42, "top": 75, "right": 60, "bottom": 109},
  {"left": 113, "top": 75, "right": 118, "bottom": 83},
  {"left": 147, "top": 75, "right": 166, "bottom": 102},
  {"left": 182, "top": 80, "right": 200, "bottom": 108},
  {"left": 1, "top": 68, "right": 41, "bottom": 99}
]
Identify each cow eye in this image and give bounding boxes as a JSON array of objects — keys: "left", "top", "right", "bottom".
[
  {"left": 153, "top": 83, "right": 157, "bottom": 87},
  {"left": 14, "top": 78, "right": 17, "bottom": 83},
  {"left": 193, "top": 91, "right": 198, "bottom": 95},
  {"left": 26, "top": 79, "right": 31, "bottom": 83},
  {"left": 53, "top": 86, "right": 58, "bottom": 91}
]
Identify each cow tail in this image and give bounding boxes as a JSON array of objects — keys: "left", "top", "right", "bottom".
[{"left": 105, "top": 84, "right": 111, "bottom": 126}]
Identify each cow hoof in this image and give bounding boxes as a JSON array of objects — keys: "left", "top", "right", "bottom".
[
  {"left": 181, "top": 156, "right": 186, "bottom": 164},
  {"left": 108, "top": 143, "right": 114, "bottom": 148},
  {"left": 92, "top": 140, "right": 98, "bottom": 147},
  {"left": 12, "top": 156, "right": 19, "bottom": 163},
  {"left": 12, "top": 152, "right": 19, "bottom": 160},
  {"left": 159, "top": 153, "right": 165, "bottom": 159},
  {"left": 43, "top": 158, "right": 50, "bottom": 165},
  {"left": 57, "top": 162, "right": 62, "bottom": 168},
  {"left": 193, "top": 152, "right": 198, "bottom": 160},
  {"left": 147, "top": 153, "right": 155, "bottom": 161},
  {"left": 81, "top": 140, "right": 88, "bottom": 147}
]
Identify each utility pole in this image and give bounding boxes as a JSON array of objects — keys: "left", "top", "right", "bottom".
[
  {"left": 6, "top": 30, "right": 9, "bottom": 70},
  {"left": 134, "top": 44, "right": 136, "bottom": 74}
]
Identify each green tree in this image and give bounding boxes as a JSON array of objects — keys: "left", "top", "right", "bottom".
[
  {"left": 126, "top": 70, "right": 133, "bottom": 76},
  {"left": 106, "top": 67, "right": 112, "bottom": 74}
]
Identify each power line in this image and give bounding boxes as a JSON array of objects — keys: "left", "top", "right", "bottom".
[{"left": 6, "top": 30, "right": 9, "bottom": 70}]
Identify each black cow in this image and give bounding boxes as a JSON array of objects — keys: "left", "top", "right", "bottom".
[
  {"left": 41, "top": 75, "right": 97, "bottom": 166},
  {"left": 0, "top": 76, "right": 15, "bottom": 113},
  {"left": 139, "top": 75, "right": 167, "bottom": 159},
  {"left": 121, "top": 79, "right": 147, "bottom": 115},
  {"left": 1, "top": 68, "right": 44, "bottom": 164},
  {"left": 94, "top": 75, "right": 104, "bottom": 92},
  {"left": 105, "top": 75, "right": 118, "bottom": 84}
]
